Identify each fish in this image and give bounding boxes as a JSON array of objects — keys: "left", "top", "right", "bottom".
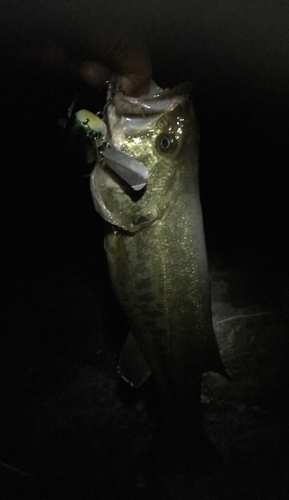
[{"left": 90, "top": 81, "right": 226, "bottom": 409}]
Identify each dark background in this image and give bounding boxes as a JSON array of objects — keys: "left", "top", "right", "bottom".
[
  {"left": 1, "top": 2, "right": 289, "bottom": 498},
  {"left": 2, "top": 0, "right": 289, "bottom": 265}
]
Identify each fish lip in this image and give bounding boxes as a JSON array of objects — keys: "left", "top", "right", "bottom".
[
  {"left": 111, "top": 81, "right": 192, "bottom": 117},
  {"left": 104, "top": 81, "right": 192, "bottom": 137}
]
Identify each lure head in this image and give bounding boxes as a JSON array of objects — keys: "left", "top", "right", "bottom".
[
  {"left": 75, "top": 109, "right": 107, "bottom": 147},
  {"left": 67, "top": 108, "right": 107, "bottom": 165}
]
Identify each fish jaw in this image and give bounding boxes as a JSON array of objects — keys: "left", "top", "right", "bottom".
[
  {"left": 104, "top": 82, "right": 187, "bottom": 153},
  {"left": 91, "top": 94, "right": 198, "bottom": 233},
  {"left": 110, "top": 80, "right": 192, "bottom": 116}
]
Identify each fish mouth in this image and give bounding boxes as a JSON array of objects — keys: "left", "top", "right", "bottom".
[
  {"left": 100, "top": 81, "right": 192, "bottom": 191},
  {"left": 104, "top": 80, "right": 192, "bottom": 145},
  {"left": 111, "top": 81, "right": 192, "bottom": 117}
]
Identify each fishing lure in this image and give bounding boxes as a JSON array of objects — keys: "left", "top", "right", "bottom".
[
  {"left": 66, "top": 95, "right": 149, "bottom": 191},
  {"left": 74, "top": 109, "right": 107, "bottom": 148}
]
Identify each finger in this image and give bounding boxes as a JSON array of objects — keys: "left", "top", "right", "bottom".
[
  {"left": 1, "top": 3, "right": 152, "bottom": 96},
  {"left": 96, "top": 31, "right": 152, "bottom": 96},
  {"left": 79, "top": 61, "right": 111, "bottom": 87}
]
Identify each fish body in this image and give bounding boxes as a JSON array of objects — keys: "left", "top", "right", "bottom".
[{"left": 90, "top": 82, "right": 225, "bottom": 404}]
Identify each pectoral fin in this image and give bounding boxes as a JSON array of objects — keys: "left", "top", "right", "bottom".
[{"left": 117, "top": 332, "right": 152, "bottom": 388}]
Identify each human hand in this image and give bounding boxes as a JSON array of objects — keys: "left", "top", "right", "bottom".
[
  {"left": 1, "top": 2, "right": 152, "bottom": 97},
  {"left": 41, "top": 38, "right": 152, "bottom": 98}
]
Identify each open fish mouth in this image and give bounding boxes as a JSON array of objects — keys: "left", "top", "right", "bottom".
[
  {"left": 99, "top": 81, "right": 192, "bottom": 191},
  {"left": 90, "top": 79, "right": 195, "bottom": 229},
  {"left": 110, "top": 81, "right": 192, "bottom": 116},
  {"left": 105, "top": 81, "right": 192, "bottom": 145}
]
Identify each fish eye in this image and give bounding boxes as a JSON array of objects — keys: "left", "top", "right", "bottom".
[
  {"left": 157, "top": 134, "right": 176, "bottom": 153},
  {"left": 160, "top": 136, "right": 171, "bottom": 151}
]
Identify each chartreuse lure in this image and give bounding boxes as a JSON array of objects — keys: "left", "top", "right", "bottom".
[
  {"left": 74, "top": 109, "right": 107, "bottom": 147},
  {"left": 74, "top": 109, "right": 148, "bottom": 190}
]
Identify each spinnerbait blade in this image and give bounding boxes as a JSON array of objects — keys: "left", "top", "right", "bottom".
[{"left": 102, "top": 146, "right": 148, "bottom": 191}]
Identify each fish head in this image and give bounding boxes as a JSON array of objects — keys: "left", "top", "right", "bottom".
[{"left": 90, "top": 82, "right": 199, "bottom": 232}]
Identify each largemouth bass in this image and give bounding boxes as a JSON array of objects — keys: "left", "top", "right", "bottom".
[{"left": 90, "top": 81, "right": 226, "bottom": 408}]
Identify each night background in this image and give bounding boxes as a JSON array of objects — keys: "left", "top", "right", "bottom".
[{"left": 1, "top": 1, "right": 289, "bottom": 498}]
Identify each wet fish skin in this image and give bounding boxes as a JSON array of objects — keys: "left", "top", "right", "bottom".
[{"left": 90, "top": 84, "right": 226, "bottom": 405}]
